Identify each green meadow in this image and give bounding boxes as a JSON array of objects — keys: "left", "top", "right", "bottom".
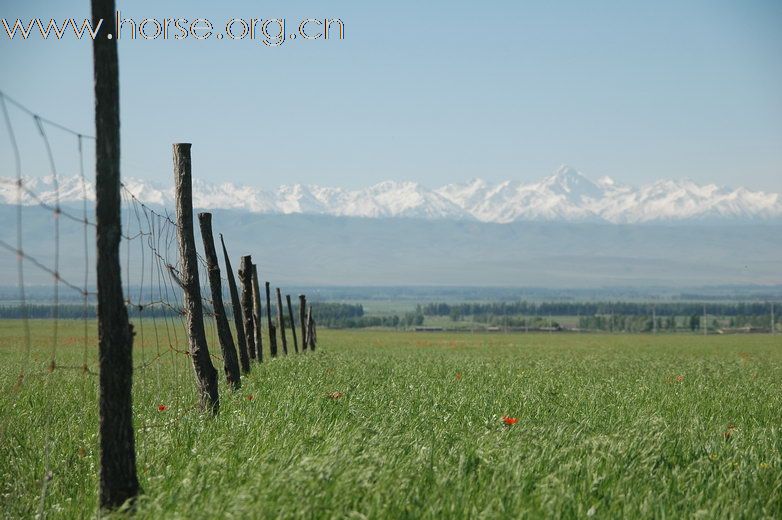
[{"left": 1, "top": 320, "right": 780, "bottom": 518}]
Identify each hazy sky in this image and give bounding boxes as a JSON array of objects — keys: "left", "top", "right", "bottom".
[{"left": 1, "top": 0, "right": 781, "bottom": 191}]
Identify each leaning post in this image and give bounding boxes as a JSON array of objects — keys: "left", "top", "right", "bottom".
[
  {"left": 251, "top": 265, "right": 264, "bottom": 362},
  {"left": 198, "top": 213, "right": 241, "bottom": 389},
  {"left": 220, "top": 235, "right": 250, "bottom": 374},
  {"left": 276, "top": 288, "right": 289, "bottom": 355},
  {"left": 286, "top": 294, "right": 299, "bottom": 353},
  {"left": 299, "top": 294, "right": 307, "bottom": 352}
]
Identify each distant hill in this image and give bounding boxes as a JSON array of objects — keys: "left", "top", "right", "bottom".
[{"left": 1, "top": 202, "right": 779, "bottom": 289}]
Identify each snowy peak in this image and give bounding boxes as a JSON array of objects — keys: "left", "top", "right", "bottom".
[
  {"left": 2, "top": 166, "right": 780, "bottom": 224},
  {"left": 540, "top": 165, "right": 604, "bottom": 201},
  {"left": 365, "top": 181, "right": 468, "bottom": 219}
]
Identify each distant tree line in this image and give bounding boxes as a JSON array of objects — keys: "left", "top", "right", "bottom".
[
  {"left": 1, "top": 301, "right": 776, "bottom": 332},
  {"left": 422, "top": 301, "right": 777, "bottom": 318},
  {"left": 0, "top": 304, "right": 186, "bottom": 320},
  {"left": 312, "top": 304, "right": 423, "bottom": 328},
  {"left": 0, "top": 304, "right": 95, "bottom": 319},
  {"left": 472, "top": 315, "right": 559, "bottom": 328},
  {"left": 0, "top": 302, "right": 403, "bottom": 330},
  {"left": 578, "top": 315, "right": 670, "bottom": 333}
]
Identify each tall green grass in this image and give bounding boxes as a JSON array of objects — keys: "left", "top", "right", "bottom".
[{"left": 1, "top": 320, "right": 780, "bottom": 518}]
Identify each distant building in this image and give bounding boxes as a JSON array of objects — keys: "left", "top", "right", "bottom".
[{"left": 414, "top": 326, "right": 444, "bottom": 332}]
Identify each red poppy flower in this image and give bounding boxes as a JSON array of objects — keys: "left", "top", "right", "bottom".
[
  {"left": 675, "top": 375, "right": 684, "bottom": 382},
  {"left": 723, "top": 423, "right": 737, "bottom": 440},
  {"left": 246, "top": 394, "right": 254, "bottom": 401},
  {"left": 157, "top": 404, "right": 168, "bottom": 412},
  {"left": 502, "top": 416, "right": 518, "bottom": 426}
]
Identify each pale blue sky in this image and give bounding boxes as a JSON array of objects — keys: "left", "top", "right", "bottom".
[{"left": 1, "top": 0, "right": 781, "bottom": 191}]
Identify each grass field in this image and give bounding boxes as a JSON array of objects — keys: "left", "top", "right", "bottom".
[{"left": 1, "top": 319, "right": 781, "bottom": 518}]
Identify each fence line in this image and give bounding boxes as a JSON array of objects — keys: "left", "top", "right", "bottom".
[{"left": 0, "top": 89, "right": 317, "bottom": 514}]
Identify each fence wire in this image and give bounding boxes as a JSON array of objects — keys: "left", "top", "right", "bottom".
[
  {"left": 0, "top": 90, "right": 229, "bottom": 517},
  {"left": 0, "top": 89, "right": 315, "bottom": 517}
]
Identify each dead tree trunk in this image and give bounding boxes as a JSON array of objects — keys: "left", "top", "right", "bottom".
[
  {"left": 251, "top": 264, "right": 264, "bottom": 363},
  {"left": 198, "top": 213, "right": 241, "bottom": 390},
  {"left": 220, "top": 234, "right": 250, "bottom": 374},
  {"left": 286, "top": 294, "right": 299, "bottom": 353},
  {"left": 299, "top": 294, "right": 307, "bottom": 352},
  {"left": 265, "top": 281, "right": 278, "bottom": 357},
  {"left": 173, "top": 143, "right": 219, "bottom": 413},
  {"left": 276, "top": 288, "right": 288, "bottom": 355},
  {"left": 93, "top": 0, "right": 139, "bottom": 506},
  {"left": 238, "top": 256, "right": 256, "bottom": 362}
]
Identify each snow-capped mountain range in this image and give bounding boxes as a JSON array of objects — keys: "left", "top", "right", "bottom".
[{"left": 2, "top": 165, "right": 780, "bottom": 224}]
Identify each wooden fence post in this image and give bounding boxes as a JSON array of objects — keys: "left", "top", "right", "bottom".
[
  {"left": 93, "top": 0, "right": 139, "bottom": 506},
  {"left": 238, "top": 256, "right": 257, "bottom": 362},
  {"left": 173, "top": 143, "right": 219, "bottom": 414},
  {"left": 251, "top": 265, "right": 264, "bottom": 363},
  {"left": 198, "top": 213, "right": 241, "bottom": 390},
  {"left": 220, "top": 234, "right": 250, "bottom": 374},
  {"left": 286, "top": 294, "right": 299, "bottom": 353},
  {"left": 276, "top": 288, "right": 288, "bottom": 355},
  {"left": 306, "top": 305, "right": 317, "bottom": 350},
  {"left": 299, "top": 294, "right": 307, "bottom": 352},
  {"left": 265, "top": 281, "right": 278, "bottom": 357}
]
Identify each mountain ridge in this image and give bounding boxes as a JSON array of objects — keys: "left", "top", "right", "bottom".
[{"left": 2, "top": 165, "right": 780, "bottom": 224}]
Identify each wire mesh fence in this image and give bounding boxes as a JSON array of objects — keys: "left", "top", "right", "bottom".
[{"left": 0, "top": 90, "right": 315, "bottom": 515}]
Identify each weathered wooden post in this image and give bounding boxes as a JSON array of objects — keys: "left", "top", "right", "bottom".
[
  {"left": 268, "top": 323, "right": 277, "bottom": 356},
  {"left": 251, "top": 264, "right": 264, "bottom": 362},
  {"left": 238, "top": 256, "right": 257, "bottom": 361},
  {"left": 265, "top": 281, "right": 278, "bottom": 357},
  {"left": 307, "top": 305, "right": 317, "bottom": 350},
  {"left": 198, "top": 213, "right": 241, "bottom": 389},
  {"left": 219, "top": 234, "right": 250, "bottom": 374},
  {"left": 276, "top": 288, "right": 288, "bottom": 355},
  {"left": 173, "top": 143, "right": 219, "bottom": 414},
  {"left": 93, "top": 0, "right": 139, "bottom": 506},
  {"left": 286, "top": 294, "right": 299, "bottom": 353},
  {"left": 299, "top": 294, "right": 307, "bottom": 352}
]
